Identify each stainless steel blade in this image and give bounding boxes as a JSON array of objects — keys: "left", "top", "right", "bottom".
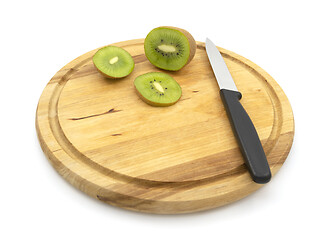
[{"left": 205, "top": 38, "right": 238, "bottom": 92}]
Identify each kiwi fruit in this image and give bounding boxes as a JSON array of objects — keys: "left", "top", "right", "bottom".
[
  {"left": 144, "top": 26, "right": 196, "bottom": 71},
  {"left": 93, "top": 46, "right": 134, "bottom": 78},
  {"left": 134, "top": 72, "right": 182, "bottom": 107}
]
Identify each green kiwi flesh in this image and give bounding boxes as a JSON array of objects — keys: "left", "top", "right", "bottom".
[
  {"left": 134, "top": 72, "right": 182, "bottom": 106},
  {"left": 144, "top": 27, "right": 196, "bottom": 71},
  {"left": 93, "top": 46, "right": 134, "bottom": 78}
]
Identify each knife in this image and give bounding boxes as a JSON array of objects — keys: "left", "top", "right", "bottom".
[{"left": 205, "top": 38, "right": 271, "bottom": 184}]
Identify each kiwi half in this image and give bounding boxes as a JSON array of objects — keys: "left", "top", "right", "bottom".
[
  {"left": 144, "top": 26, "right": 196, "bottom": 71},
  {"left": 93, "top": 46, "right": 134, "bottom": 78},
  {"left": 134, "top": 72, "right": 182, "bottom": 107}
]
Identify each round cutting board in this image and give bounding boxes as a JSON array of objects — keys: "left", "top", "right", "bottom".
[{"left": 36, "top": 39, "right": 294, "bottom": 214}]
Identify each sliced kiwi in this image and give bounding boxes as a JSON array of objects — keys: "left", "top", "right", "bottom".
[
  {"left": 144, "top": 26, "right": 196, "bottom": 71},
  {"left": 93, "top": 46, "right": 134, "bottom": 78},
  {"left": 134, "top": 72, "right": 182, "bottom": 107}
]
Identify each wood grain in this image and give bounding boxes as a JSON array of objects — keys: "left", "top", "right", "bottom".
[{"left": 36, "top": 39, "right": 294, "bottom": 214}]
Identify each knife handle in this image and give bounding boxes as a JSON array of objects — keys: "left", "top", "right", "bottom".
[{"left": 220, "top": 89, "right": 271, "bottom": 184}]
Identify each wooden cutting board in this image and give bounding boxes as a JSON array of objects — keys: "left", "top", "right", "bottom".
[{"left": 36, "top": 39, "right": 294, "bottom": 214}]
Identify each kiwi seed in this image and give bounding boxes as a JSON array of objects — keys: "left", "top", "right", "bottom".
[
  {"left": 144, "top": 26, "right": 196, "bottom": 71},
  {"left": 134, "top": 72, "right": 182, "bottom": 107}
]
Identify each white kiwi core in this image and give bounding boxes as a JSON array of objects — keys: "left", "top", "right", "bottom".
[
  {"left": 157, "top": 44, "right": 176, "bottom": 53},
  {"left": 109, "top": 56, "right": 119, "bottom": 65},
  {"left": 153, "top": 82, "right": 164, "bottom": 93}
]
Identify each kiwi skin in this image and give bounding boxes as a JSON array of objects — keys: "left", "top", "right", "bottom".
[
  {"left": 163, "top": 26, "right": 197, "bottom": 66},
  {"left": 93, "top": 46, "right": 135, "bottom": 79},
  {"left": 135, "top": 88, "right": 181, "bottom": 107},
  {"left": 145, "top": 26, "right": 197, "bottom": 71}
]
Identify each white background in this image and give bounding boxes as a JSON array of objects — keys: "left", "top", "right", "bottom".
[{"left": 1, "top": 0, "right": 331, "bottom": 239}]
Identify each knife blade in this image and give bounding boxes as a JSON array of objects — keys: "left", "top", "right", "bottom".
[{"left": 205, "top": 38, "right": 271, "bottom": 184}]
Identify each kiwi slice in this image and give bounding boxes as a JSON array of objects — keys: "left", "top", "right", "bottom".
[
  {"left": 144, "top": 26, "right": 196, "bottom": 71},
  {"left": 93, "top": 46, "right": 134, "bottom": 78},
  {"left": 134, "top": 72, "right": 182, "bottom": 107}
]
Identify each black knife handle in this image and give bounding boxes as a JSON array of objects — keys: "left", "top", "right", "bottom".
[{"left": 220, "top": 89, "right": 271, "bottom": 184}]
